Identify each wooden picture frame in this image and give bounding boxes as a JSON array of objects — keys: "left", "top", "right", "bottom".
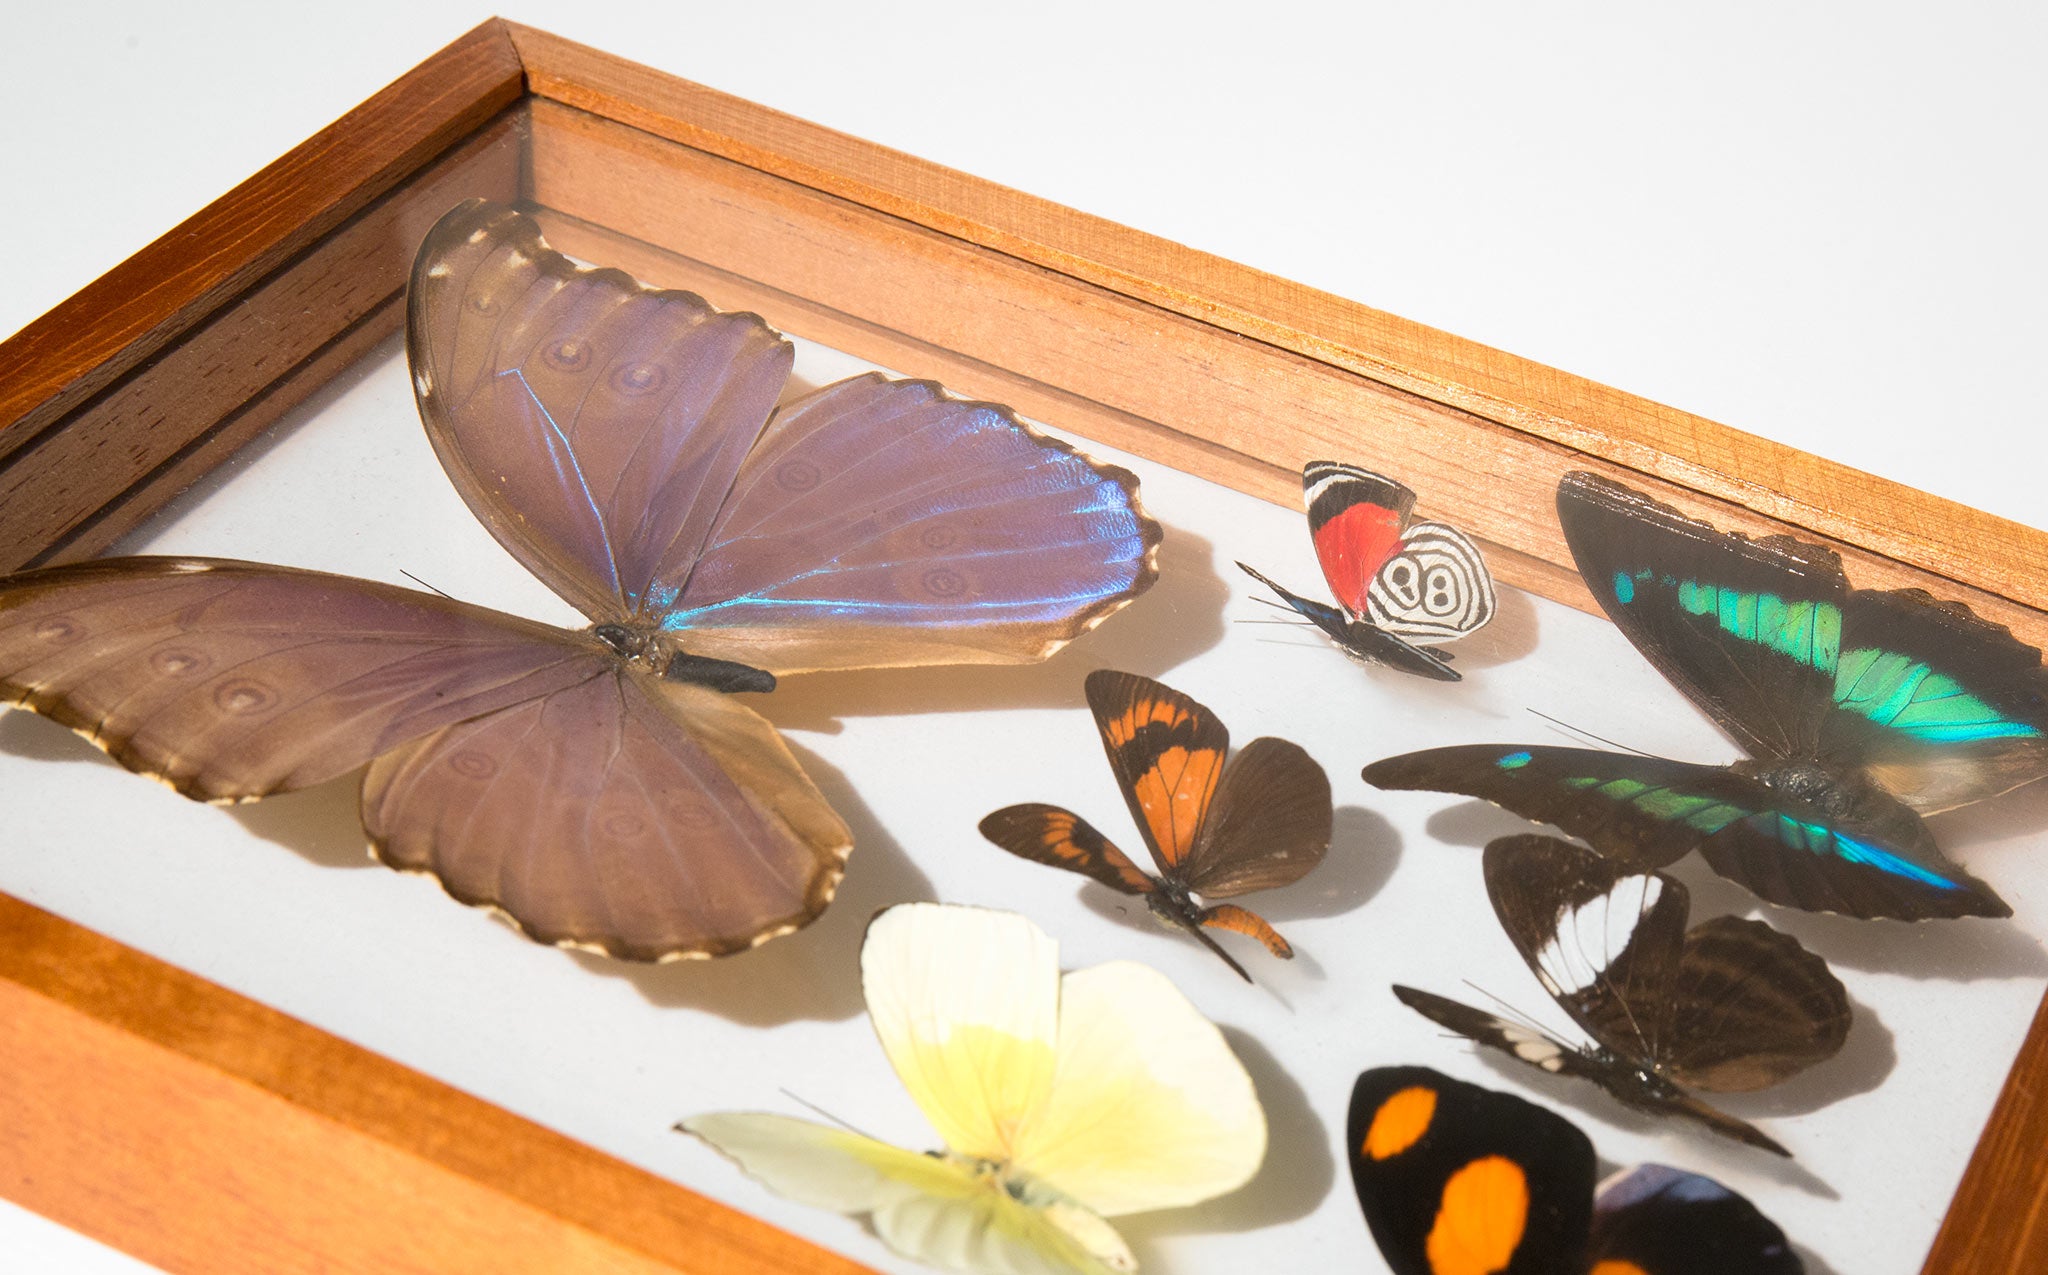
[{"left": 1, "top": 18, "right": 2041, "bottom": 1273}]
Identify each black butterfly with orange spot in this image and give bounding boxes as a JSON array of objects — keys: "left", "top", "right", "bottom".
[
  {"left": 1349, "top": 1066, "right": 1803, "bottom": 1275},
  {"left": 979, "top": 669, "right": 1332, "bottom": 981}
]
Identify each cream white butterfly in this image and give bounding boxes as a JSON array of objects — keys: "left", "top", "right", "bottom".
[{"left": 681, "top": 902, "right": 1267, "bottom": 1274}]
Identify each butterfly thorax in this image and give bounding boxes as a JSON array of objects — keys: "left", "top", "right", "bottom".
[
  {"left": 1728, "top": 755, "right": 1928, "bottom": 846},
  {"left": 1583, "top": 1048, "right": 1686, "bottom": 1110},
  {"left": 1145, "top": 880, "right": 1201, "bottom": 930},
  {"left": 589, "top": 622, "right": 776, "bottom": 694}
]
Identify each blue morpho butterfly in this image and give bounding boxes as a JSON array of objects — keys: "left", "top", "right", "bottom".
[
  {"left": 0, "top": 201, "right": 1160, "bottom": 961},
  {"left": 1350, "top": 1066, "right": 1804, "bottom": 1274},
  {"left": 1365, "top": 470, "right": 2048, "bottom": 921}
]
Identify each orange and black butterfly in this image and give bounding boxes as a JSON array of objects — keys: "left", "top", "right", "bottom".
[
  {"left": 978, "top": 669, "right": 1332, "bottom": 981},
  {"left": 1349, "top": 1066, "right": 1803, "bottom": 1274}
]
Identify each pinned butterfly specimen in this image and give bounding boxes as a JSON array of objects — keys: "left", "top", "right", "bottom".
[
  {"left": 0, "top": 200, "right": 1160, "bottom": 962},
  {"left": 1365, "top": 469, "right": 2046, "bottom": 920},
  {"left": 1237, "top": 461, "right": 1495, "bottom": 681},
  {"left": 683, "top": 902, "right": 1266, "bottom": 1275},
  {"left": 1349, "top": 1065, "right": 1804, "bottom": 1274},
  {"left": 978, "top": 669, "right": 1332, "bottom": 981},
  {"left": 1394, "top": 834, "right": 1850, "bottom": 1156}
]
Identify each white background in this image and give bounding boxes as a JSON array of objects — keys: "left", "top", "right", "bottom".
[{"left": 3, "top": 3, "right": 2047, "bottom": 1270}]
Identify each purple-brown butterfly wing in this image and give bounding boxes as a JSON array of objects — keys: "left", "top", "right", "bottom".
[
  {"left": 364, "top": 674, "right": 848, "bottom": 961},
  {"left": 0, "top": 558, "right": 600, "bottom": 800},
  {"left": 408, "top": 200, "right": 794, "bottom": 623},
  {"left": 670, "top": 374, "right": 1161, "bottom": 673}
]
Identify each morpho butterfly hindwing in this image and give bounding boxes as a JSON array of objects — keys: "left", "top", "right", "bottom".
[
  {"left": 685, "top": 903, "right": 1266, "bottom": 1275},
  {"left": 1349, "top": 1065, "right": 1803, "bottom": 1273},
  {"left": 978, "top": 669, "right": 1332, "bottom": 981},
  {"left": 1364, "top": 469, "right": 2048, "bottom": 920},
  {"left": 1237, "top": 461, "right": 1496, "bottom": 682},
  {"left": 1392, "top": 834, "right": 1849, "bottom": 1156},
  {"left": 0, "top": 200, "right": 1161, "bottom": 962}
]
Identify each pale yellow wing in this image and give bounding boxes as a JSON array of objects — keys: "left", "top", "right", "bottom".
[
  {"left": 861, "top": 903, "right": 1061, "bottom": 1165},
  {"left": 682, "top": 1112, "right": 1131, "bottom": 1275},
  {"left": 1012, "top": 961, "right": 1266, "bottom": 1216}
]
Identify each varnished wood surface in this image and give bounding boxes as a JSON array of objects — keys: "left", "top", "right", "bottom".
[
  {"left": 1925, "top": 986, "right": 2048, "bottom": 1270},
  {"left": 1, "top": 15, "right": 2046, "bottom": 1275},
  {"left": 0, "top": 20, "right": 522, "bottom": 469},
  {"left": 0, "top": 895, "right": 874, "bottom": 1275},
  {"left": 506, "top": 21, "right": 2048, "bottom": 619},
  {"left": 523, "top": 99, "right": 2047, "bottom": 652},
  {"left": 0, "top": 114, "right": 523, "bottom": 570}
]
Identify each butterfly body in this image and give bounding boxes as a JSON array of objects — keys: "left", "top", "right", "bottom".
[
  {"left": 979, "top": 670, "right": 1332, "bottom": 982},
  {"left": 1394, "top": 834, "right": 1849, "bottom": 1156},
  {"left": 0, "top": 202, "right": 1160, "bottom": 961},
  {"left": 1349, "top": 1066, "right": 1803, "bottom": 1274},
  {"left": 1237, "top": 461, "right": 1494, "bottom": 682},
  {"left": 1365, "top": 470, "right": 2043, "bottom": 920}
]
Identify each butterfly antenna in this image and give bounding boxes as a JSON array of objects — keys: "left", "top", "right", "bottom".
[
  {"left": 1462, "top": 979, "right": 1578, "bottom": 1047},
  {"left": 779, "top": 1089, "right": 884, "bottom": 1143},
  {"left": 399, "top": 569, "right": 457, "bottom": 601},
  {"left": 1526, "top": 708, "right": 1654, "bottom": 757}
]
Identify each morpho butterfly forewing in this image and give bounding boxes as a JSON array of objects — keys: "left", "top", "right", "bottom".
[
  {"left": 0, "top": 200, "right": 1161, "bottom": 962},
  {"left": 1364, "top": 469, "right": 2048, "bottom": 920},
  {"left": 1395, "top": 834, "right": 1849, "bottom": 1156},
  {"left": 1237, "top": 461, "right": 1495, "bottom": 682},
  {"left": 978, "top": 669, "right": 1332, "bottom": 981},
  {"left": 1349, "top": 1066, "right": 1803, "bottom": 1274}
]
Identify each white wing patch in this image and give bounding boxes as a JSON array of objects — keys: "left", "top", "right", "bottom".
[
  {"left": 1534, "top": 874, "right": 1664, "bottom": 996},
  {"left": 1500, "top": 1022, "right": 1572, "bottom": 1073},
  {"left": 1367, "top": 520, "right": 1495, "bottom": 641}
]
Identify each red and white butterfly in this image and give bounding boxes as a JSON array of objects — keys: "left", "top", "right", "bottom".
[{"left": 1238, "top": 462, "right": 1495, "bottom": 681}]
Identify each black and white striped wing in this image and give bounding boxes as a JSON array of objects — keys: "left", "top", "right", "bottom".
[
  {"left": 1483, "top": 835, "right": 1688, "bottom": 1066},
  {"left": 1366, "top": 520, "right": 1495, "bottom": 641}
]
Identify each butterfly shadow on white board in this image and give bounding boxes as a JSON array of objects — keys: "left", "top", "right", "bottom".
[
  {"left": 565, "top": 743, "right": 935, "bottom": 1025},
  {"left": 1460, "top": 1044, "right": 1843, "bottom": 1200},
  {"left": 1112, "top": 1025, "right": 1332, "bottom": 1262},
  {"left": 1710, "top": 989, "right": 1896, "bottom": 1116},
  {"left": 1676, "top": 858, "right": 2048, "bottom": 983},
  {"left": 1420, "top": 573, "right": 1541, "bottom": 671},
  {"left": 759, "top": 524, "right": 1232, "bottom": 732},
  {"left": 1248, "top": 803, "right": 1403, "bottom": 923}
]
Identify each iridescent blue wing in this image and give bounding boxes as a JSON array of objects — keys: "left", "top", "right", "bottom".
[
  {"left": 1824, "top": 587, "right": 2048, "bottom": 811},
  {"left": 408, "top": 200, "right": 794, "bottom": 623},
  {"left": 1557, "top": 471, "right": 1846, "bottom": 761},
  {"left": 1363, "top": 744, "right": 2008, "bottom": 919},
  {"left": 663, "top": 374, "right": 1160, "bottom": 673}
]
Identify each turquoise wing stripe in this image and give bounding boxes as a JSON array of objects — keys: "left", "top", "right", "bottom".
[
  {"left": 1554, "top": 766, "right": 1963, "bottom": 890},
  {"left": 1630, "top": 576, "right": 1841, "bottom": 673},
  {"left": 1833, "top": 646, "right": 2042, "bottom": 742}
]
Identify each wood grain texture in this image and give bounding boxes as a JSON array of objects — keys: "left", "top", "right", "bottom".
[
  {"left": 0, "top": 19, "right": 523, "bottom": 463},
  {"left": 1923, "top": 986, "right": 2048, "bottom": 1271},
  {"left": 523, "top": 101, "right": 2048, "bottom": 651},
  {"left": 0, "top": 894, "right": 874, "bottom": 1275},
  {"left": 0, "top": 112, "right": 523, "bottom": 570},
  {"left": 506, "top": 21, "right": 2048, "bottom": 617}
]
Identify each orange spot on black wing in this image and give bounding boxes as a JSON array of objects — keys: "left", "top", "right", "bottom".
[
  {"left": 1425, "top": 1155, "right": 1529, "bottom": 1275},
  {"left": 1362, "top": 1085, "right": 1438, "bottom": 1161}
]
